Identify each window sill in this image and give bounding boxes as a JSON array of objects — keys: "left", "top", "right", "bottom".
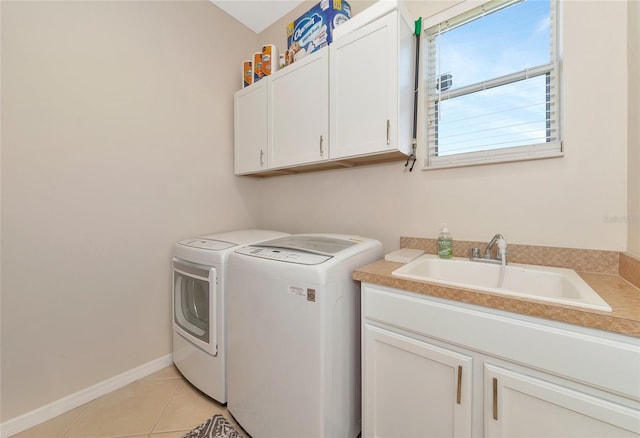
[{"left": 422, "top": 143, "right": 563, "bottom": 171}]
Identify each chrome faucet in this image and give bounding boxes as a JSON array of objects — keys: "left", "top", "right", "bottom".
[{"left": 470, "top": 234, "right": 507, "bottom": 265}]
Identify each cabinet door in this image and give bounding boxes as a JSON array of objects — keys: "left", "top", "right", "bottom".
[
  {"left": 485, "top": 364, "right": 640, "bottom": 437},
  {"left": 268, "top": 49, "right": 329, "bottom": 168},
  {"left": 234, "top": 80, "right": 268, "bottom": 174},
  {"left": 330, "top": 12, "right": 398, "bottom": 159},
  {"left": 363, "top": 324, "right": 472, "bottom": 438}
]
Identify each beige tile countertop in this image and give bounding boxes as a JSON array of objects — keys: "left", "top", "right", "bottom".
[{"left": 353, "top": 242, "right": 640, "bottom": 338}]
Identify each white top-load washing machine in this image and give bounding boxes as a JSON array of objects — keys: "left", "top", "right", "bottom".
[
  {"left": 172, "top": 229, "right": 288, "bottom": 404},
  {"left": 226, "top": 234, "right": 383, "bottom": 438}
]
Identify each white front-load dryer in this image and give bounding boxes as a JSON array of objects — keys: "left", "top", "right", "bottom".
[
  {"left": 226, "top": 234, "right": 383, "bottom": 437},
  {"left": 172, "top": 229, "right": 288, "bottom": 404}
]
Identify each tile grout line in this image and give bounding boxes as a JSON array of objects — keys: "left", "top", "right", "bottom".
[
  {"left": 146, "top": 377, "right": 183, "bottom": 437},
  {"left": 59, "top": 403, "right": 91, "bottom": 438}
]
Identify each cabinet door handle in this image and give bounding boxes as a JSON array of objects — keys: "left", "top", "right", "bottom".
[
  {"left": 456, "top": 365, "right": 462, "bottom": 405},
  {"left": 492, "top": 377, "right": 498, "bottom": 420},
  {"left": 260, "top": 149, "right": 264, "bottom": 167},
  {"left": 386, "top": 120, "right": 391, "bottom": 145},
  {"left": 319, "top": 135, "right": 324, "bottom": 157}
]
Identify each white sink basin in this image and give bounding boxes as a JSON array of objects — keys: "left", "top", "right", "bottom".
[{"left": 392, "top": 254, "right": 612, "bottom": 312}]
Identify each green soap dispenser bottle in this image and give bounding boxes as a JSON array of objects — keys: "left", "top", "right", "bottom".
[{"left": 438, "top": 223, "right": 453, "bottom": 259}]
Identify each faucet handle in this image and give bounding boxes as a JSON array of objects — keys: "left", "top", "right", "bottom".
[{"left": 470, "top": 247, "right": 480, "bottom": 259}]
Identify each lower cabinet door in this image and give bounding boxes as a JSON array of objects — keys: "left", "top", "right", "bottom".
[
  {"left": 485, "top": 364, "right": 640, "bottom": 437},
  {"left": 363, "top": 324, "right": 472, "bottom": 438}
]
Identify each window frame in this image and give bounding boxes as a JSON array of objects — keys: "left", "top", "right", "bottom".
[{"left": 422, "top": 0, "right": 563, "bottom": 170}]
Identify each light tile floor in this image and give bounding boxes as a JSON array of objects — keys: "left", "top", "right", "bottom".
[{"left": 11, "top": 366, "right": 244, "bottom": 438}]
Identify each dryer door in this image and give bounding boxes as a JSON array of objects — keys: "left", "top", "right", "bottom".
[{"left": 173, "top": 258, "right": 217, "bottom": 356}]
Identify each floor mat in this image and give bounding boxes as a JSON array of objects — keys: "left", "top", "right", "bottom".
[{"left": 182, "top": 414, "right": 244, "bottom": 438}]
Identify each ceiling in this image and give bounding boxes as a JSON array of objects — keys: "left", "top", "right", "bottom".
[{"left": 211, "top": 0, "right": 306, "bottom": 34}]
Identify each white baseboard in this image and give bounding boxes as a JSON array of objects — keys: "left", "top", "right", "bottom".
[{"left": 0, "top": 354, "right": 174, "bottom": 438}]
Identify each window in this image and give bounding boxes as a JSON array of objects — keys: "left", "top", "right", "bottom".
[{"left": 424, "top": 0, "right": 561, "bottom": 169}]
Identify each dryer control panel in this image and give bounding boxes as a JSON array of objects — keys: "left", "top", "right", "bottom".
[
  {"left": 178, "top": 239, "right": 236, "bottom": 251},
  {"left": 235, "top": 246, "right": 332, "bottom": 265}
]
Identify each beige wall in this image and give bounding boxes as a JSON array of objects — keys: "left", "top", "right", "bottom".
[
  {"left": 0, "top": 0, "right": 636, "bottom": 427},
  {"left": 0, "top": 0, "right": 259, "bottom": 421},
  {"left": 254, "top": 0, "right": 630, "bottom": 253},
  {"left": 629, "top": 0, "right": 640, "bottom": 256}
]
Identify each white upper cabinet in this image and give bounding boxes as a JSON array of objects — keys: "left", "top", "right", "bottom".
[
  {"left": 329, "top": 6, "right": 415, "bottom": 160},
  {"left": 234, "top": 80, "right": 268, "bottom": 175},
  {"left": 233, "top": 1, "right": 415, "bottom": 176},
  {"left": 268, "top": 49, "right": 329, "bottom": 169}
]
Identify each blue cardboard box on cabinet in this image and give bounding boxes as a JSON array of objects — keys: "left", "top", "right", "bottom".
[{"left": 286, "top": 0, "right": 351, "bottom": 64}]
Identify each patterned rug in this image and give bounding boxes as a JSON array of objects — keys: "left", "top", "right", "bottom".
[{"left": 182, "top": 414, "right": 244, "bottom": 438}]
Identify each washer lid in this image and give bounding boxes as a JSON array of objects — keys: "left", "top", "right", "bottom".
[
  {"left": 177, "top": 238, "right": 236, "bottom": 251},
  {"left": 254, "top": 235, "right": 357, "bottom": 255}
]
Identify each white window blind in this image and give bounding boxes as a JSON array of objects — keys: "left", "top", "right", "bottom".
[{"left": 424, "top": 0, "right": 562, "bottom": 169}]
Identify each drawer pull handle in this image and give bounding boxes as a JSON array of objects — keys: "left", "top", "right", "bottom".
[
  {"left": 456, "top": 365, "right": 462, "bottom": 405},
  {"left": 260, "top": 149, "right": 265, "bottom": 167},
  {"left": 320, "top": 135, "right": 324, "bottom": 157},
  {"left": 493, "top": 377, "right": 498, "bottom": 420},
  {"left": 386, "top": 120, "right": 391, "bottom": 145}
]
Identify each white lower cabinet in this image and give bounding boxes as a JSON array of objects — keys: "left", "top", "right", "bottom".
[
  {"left": 363, "top": 324, "right": 472, "bottom": 438},
  {"left": 485, "top": 364, "right": 640, "bottom": 438},
  {"left": 361, "top": 284, "right": 640, "bottom": 438}
]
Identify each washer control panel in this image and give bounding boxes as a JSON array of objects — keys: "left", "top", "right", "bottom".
[{"left": 235, "top": 246, "right": 332, "bottom": 265}]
